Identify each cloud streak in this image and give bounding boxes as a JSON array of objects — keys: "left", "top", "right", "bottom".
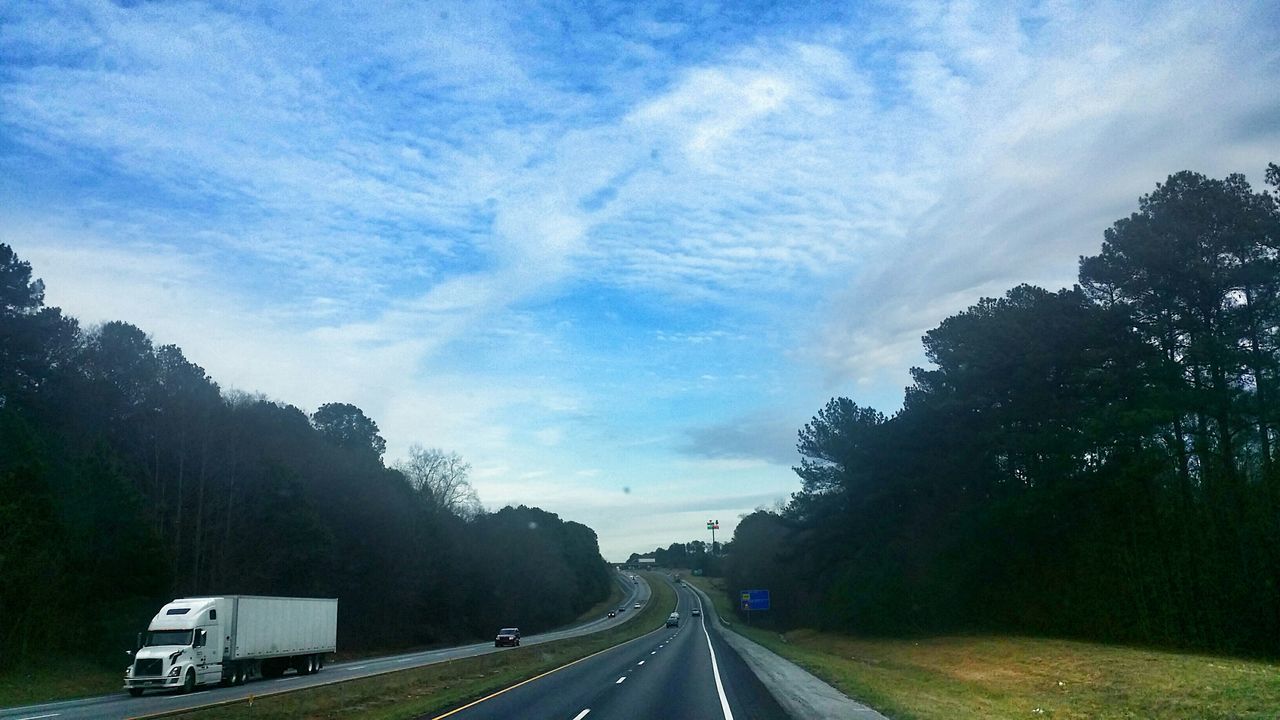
[{"left": 4, "top": 0, "right": 1276, "bottom": 558}]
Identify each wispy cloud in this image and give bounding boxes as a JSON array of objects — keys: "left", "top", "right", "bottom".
[{"left": 4, "top": 0, "right": 1276, "bottom": 558}]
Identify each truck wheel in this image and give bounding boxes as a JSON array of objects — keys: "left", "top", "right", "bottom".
[
  {"left": 182, "top": 668, "right": 196, "bottom": 693},
  {"left": 128, "top": 688, "right": 144, "bottom": 697}
]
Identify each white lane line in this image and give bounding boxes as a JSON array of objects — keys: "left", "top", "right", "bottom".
[
  {"left": 651, "top": 651, "right": 657, "bottom": 654},
  {"left": 16, "top": 714, "right": 60, "bottom": 720},
  {"left": 700, "top": 614, "right": 735, "bottom": 720},
  {"left": 348, "top": 664, "right": 368, "bottom": 670},
  {"left": 637, "top": 660, "right": 645, "bottom": 666},
  {"left": 572, "top": 710, "right": 591, "bottom": 720},
  {"left": 615, "top": 676, "right": 627, "bottom": 684}
]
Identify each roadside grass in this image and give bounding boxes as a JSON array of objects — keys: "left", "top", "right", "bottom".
[
  {"left": 0, "top": 574, "right": 634, "bottom": 709},
  {"left": 0, "top": 657, "right": 124, "bottom": 708},
  {"left": 684, "top": 575, "right": 1280, "bottom": 720},
  {"left": 161, "top": 573, "right": 676, "bottom": 720}
]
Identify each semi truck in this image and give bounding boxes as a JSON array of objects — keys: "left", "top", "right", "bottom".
[{"left": 124, "top": 595, "right": 338, "bottom": 696}]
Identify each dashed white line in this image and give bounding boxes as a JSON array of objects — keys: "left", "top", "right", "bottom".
[
  {"left": 572, "top": 710, "right": 591, "bottom": 720},
  {"left": 615, "top": 676, "right": 627, "bottom": 684},
  {"left": 637, "top": 660, "right": 645, "bottom": 666},
  {"left": 348, "top": 664, "right": 368, "bottom": 670},
  {"left": 651, "top": 651, "right": 657, "bottom": 654},
  {"left": 15, "top": 714, "right": 60, "bottom": 720}
]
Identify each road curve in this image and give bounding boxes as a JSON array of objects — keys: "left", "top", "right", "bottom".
[
  {"left": 426, "top": 577, "right": 788, "bottom": 720},
  {"left": 0, "top": 572, "right": 649, "bottom": 720}
]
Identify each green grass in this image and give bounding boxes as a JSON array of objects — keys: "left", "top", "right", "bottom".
[
  {"left": 0, "top": 657, "right": 126, "bottom": 708},
  {"left": 683, "top": 575, "right": 1280, "bottom": 719},
  {"left": 158, "top": 572, "right": 677, "bottom": 720}
]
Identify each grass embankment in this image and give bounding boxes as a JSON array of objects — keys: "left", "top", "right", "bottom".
[
  {"left": 0, "top": 576, "right": 637, "bottom": 709},
  {"left": 0, "top": 658, "right": 124, "bottom": 708},
  {"left": 163, "top": 572, "right": 675, "bottom": 720},
  {"left": 684, "top": 575, "right": 1280, "bottom": 720}
]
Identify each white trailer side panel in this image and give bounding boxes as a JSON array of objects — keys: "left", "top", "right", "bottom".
[{"left": 230, "top": 596, "right": 337, "bottom": 660}]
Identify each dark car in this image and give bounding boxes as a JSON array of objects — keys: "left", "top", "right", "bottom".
[
  {"left": 608, "top": 610, "right": 616, "bottom": 618},
  {"left": 618, "top": 606, "right": 626, "bottom": 613},
  {"left": 495, "top": 627, "right": 521, "bottom": 647}
]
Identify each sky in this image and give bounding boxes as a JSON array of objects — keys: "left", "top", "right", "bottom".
[{"left": 2, "top": 0, "right": 1277, "bottom": 560}]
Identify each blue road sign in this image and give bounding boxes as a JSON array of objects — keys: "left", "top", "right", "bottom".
[{"left": 739, "top": 589, "right": 770, "bottom": 611}]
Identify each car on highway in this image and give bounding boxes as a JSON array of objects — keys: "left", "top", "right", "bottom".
[
  {"left": 691, "top": 607, "right": 701, "bottom": 616},
  {"left": 618, "top": 606, "right": 626, "bottom": 613},
  {"left": 666, "top": 612, "right": 680, "bottom": 627},
  {"left": 633, "top": 602, "right": 641, "bottom": 609},
  {"left": 494, "top": 627, "right": 521, "bottom": 647},
  {"left": 607, "top": 610, "right": 616, "bottom": 618}
]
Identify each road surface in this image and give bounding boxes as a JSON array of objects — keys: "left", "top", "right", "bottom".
[
  {"left": 428, "top": 578, "right": 788, "bottom": 720},
  {"left": 0, "top": 572, "right": 649, "bottom": 720}
]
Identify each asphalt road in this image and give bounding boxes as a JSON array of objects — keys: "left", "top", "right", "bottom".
[
  {"left": 0, "top": 572, "right": 649, "bottom": 720},
  {"left": 428, "top": 579, "right": 788, "bottom": 720}
]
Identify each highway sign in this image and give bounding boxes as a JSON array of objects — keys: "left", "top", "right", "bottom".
[{"left": 740, "top": 589, "right": 770, "bottom": 611}]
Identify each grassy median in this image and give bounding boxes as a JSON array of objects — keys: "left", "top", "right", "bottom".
[
  {"left": 158, "top": 573, "right": 676, "bottom": 720},
  {"left": 684, "top": 575, "right": 1280, "bottom": 720}
]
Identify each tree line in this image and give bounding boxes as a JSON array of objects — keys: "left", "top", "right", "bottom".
[
  {"left": 0, "top": 248, "right": 612, "bottom": 670},
  {"left": 626, "top": 540, "right": 724, "bottom": 576},
  {"left": 725, "top": 166, "right": 1280, "bottom": 656}
]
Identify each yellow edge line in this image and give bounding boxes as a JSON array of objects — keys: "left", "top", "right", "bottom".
[{"left": 429, "top": 626, "right": 663, "bottom": 720}]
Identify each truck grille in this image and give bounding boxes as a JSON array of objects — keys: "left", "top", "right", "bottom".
[{"left": 134, "top": 658, "right": 163, "bottom": 676}]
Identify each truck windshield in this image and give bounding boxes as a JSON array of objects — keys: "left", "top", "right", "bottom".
[{"left": 144, "top": 629, "right": 193, "bottom": 647}]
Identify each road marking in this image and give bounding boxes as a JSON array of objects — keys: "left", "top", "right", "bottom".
[
  {"left": 615, "top": 676, "right": 626, "bottom": 684},
  {"left": 16, "top": 714, "right": 60, "bottom": 720},
  {"left": 348, "top": 664, "right": 367, "bottom": 670},
  {"left": 429, "top": 629, "right": 658, "bottom": 719},
  {"left": 572, "top": 710, "right": 591, "bottom": 720},
  {"left": 637, "top": 660, "right": 645, "bottom": 666},
  {"left": 651, "top": 651, "right": 657, "bottom": 654},
  {"left": 700, "top": 614, "right": 735, "bottom": 720}
]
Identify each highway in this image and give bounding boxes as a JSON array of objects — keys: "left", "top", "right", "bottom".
[
  {"left": 429, "top": 578, "right": 788, "bottom": 720},
  {"left": 0, "top": 572, "right": 650, "bottom": 720}
]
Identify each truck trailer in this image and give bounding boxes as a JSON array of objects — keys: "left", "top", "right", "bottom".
[{"left": 124, "top": 595, "right": 338, "bottom": 696}]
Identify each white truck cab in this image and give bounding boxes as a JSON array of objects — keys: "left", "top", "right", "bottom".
[{"left": 125, "top": 597, "right": 227, "bottom": 695}]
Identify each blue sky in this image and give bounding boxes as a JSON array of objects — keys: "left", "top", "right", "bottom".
[{"left": 3, "top": 0, "right": 1278, "bottom": 559}]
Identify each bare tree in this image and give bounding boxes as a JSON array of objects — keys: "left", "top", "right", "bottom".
[{"left": 397, "top": 444, "right": 482, "bottom": 518}]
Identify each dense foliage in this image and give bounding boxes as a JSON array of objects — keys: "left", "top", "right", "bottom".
[
  {"left": 726, "top": 167, "right": 1280, "bottom": 655},
  {"left": 0, "top": 249, "right": 611, "bottom": 670}
]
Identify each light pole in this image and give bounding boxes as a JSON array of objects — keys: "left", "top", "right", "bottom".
[{"left": 706, "top": 519, "right": 719, "bottom": 554}]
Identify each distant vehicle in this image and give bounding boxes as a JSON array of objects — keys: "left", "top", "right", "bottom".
[
  {"left": 691, "top": 608, "right": 701, "bottom": 616},
  {"left": 618, "top": 606, "right": 626, "bottom": 613},
  {"left": 124, "top": 596, "right": 337, "bottom": 696},
  {"left": 633, "top": 603, "right": 642, "bottom": 609},
  {"left": 666, "top": 612, "right": 680, "bottom": 627},
  {"left": 608, "top": 610, "right": 616, "bottom": 618},
  {"left": 495, "top": 627, "right": 521, "bottom": 647}
]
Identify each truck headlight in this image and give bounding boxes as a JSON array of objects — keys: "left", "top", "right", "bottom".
[{"left": 169, "top": 665, "right": 182, "bottom": 677}]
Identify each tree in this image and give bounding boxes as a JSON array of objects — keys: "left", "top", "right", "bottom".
[
  {"left": 0, "top": 244, "right": 79, "bottom": 404},
  {"left": 396, "top": 444, "right": 481, "bottom": 518},
  {"left": 311, "top": 402, "right": 387, "bottom": 462}
]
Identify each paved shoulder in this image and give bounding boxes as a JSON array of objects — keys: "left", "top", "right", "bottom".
[{"left": 689, "top": 584, "right": 888, "bottom": 720}]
